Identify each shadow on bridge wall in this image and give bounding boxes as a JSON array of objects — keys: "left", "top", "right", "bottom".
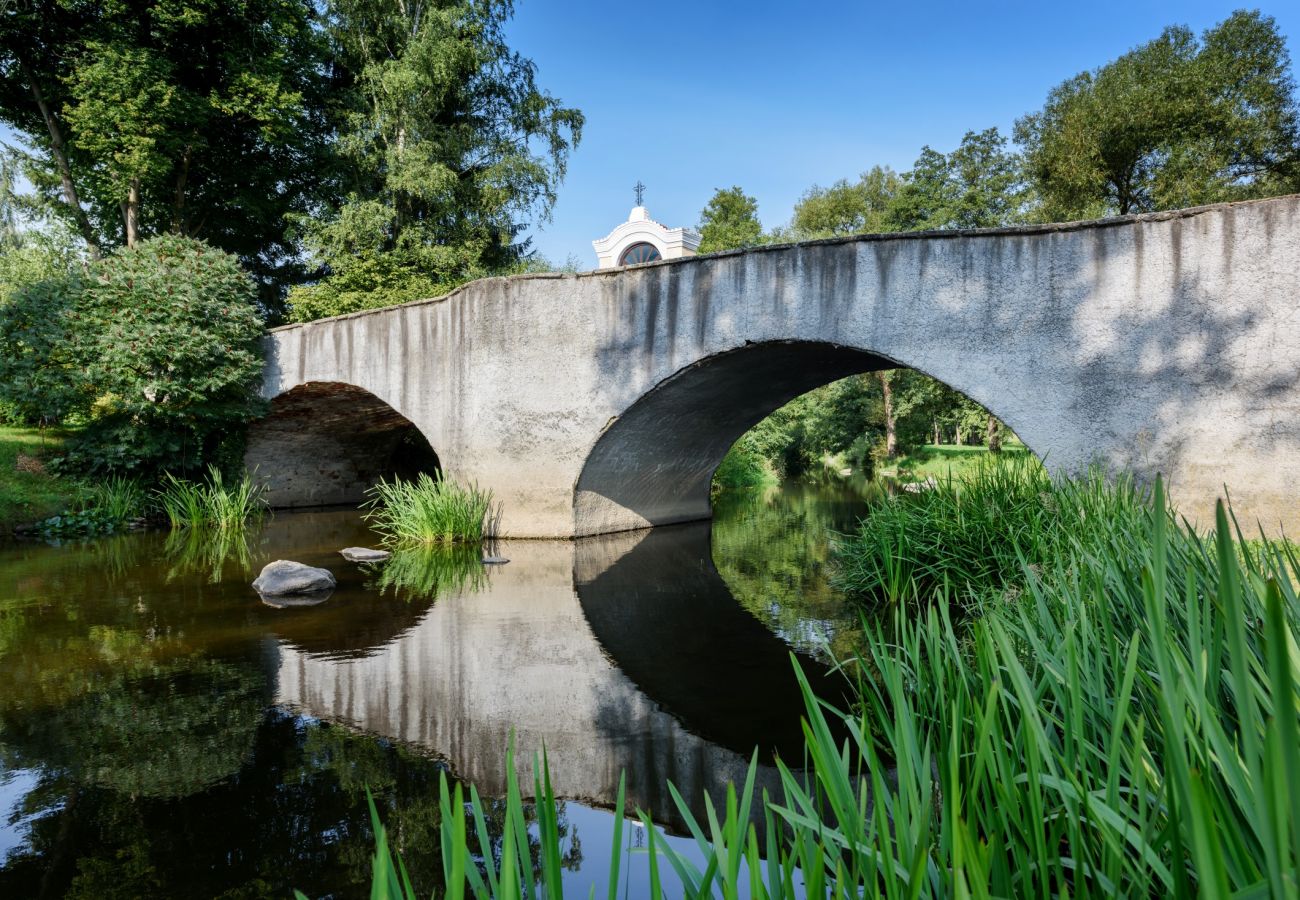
[{"left": 246, "top": 381, "right": 441, "bottom": 508}]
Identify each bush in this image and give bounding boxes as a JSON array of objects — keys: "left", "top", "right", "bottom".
[
  {"left": 711, "top": 441, "right": 777, "bottom": 493},
  {"left": 0, "top": 235, "right": 267, "bottom": 477},
  {"left": 363, "top": 473, "right": 497, "bottom": 545}
]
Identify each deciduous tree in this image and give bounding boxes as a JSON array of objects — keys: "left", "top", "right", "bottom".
[{"left": 697, "top": 186, "right": 763, "bottom": 253}]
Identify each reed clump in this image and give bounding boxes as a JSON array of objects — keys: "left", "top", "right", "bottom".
[
  {"left": 337, "top": 476, "right": 1300, "bottom": 898},
  {"left": 155, "top": 465, "right": 267, "bottom": 531},
  {"left": 833, "top": 458, "right": 1148, "bottom": 605},
  {"left": 363, "top": 473, "right": 497, "bottom": 545}
]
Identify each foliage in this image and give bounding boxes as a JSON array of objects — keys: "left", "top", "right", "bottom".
[
  {"left": 711, "top": 439, "right": 777, "bottom": 492},
  {"left": 1015, "top": 10, "right": 1300, "bottom": 218},
  {"left": 834, "top": 458, "right": 1131, "bottom": 605},
  {"left": 697, "top": 186, "right": 764, "bottom": 253},
  {"left": 349, "top": 476, "right": 1300, "bottom": 898},
  {"left": 364, "top": 473, "right": 498, "bottom": 545},
  {"left": 288, "top": 0, "right": 583, "bottom": 323},
  {"left": 0, "top": 235, "right": 266, "bottom": 476},
  {"left": 0, "top": 0, "right": 335, "bottom": 309},
  {"left": 155, "top": 465, "right": 267, "bottom": 531},
  {"left": 890, "top": 127, "right": 1028, "bottom": 230},
  {"left": 790, "top": 165, "right": 901, "bottom": 238}
]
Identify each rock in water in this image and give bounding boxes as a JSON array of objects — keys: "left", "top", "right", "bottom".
[
  {"left": 482, "top": 556, "right": 510, "bottom": 565},
  {"left": 340, "top": 547, "right": 391, "bottom": 563},
  {"left": 253, "top": 560, "right": 337, "bottom": 596}
]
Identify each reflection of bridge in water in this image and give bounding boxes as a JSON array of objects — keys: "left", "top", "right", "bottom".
[{"left": 272, "top": 523, "right": 850, "bottom": 829}]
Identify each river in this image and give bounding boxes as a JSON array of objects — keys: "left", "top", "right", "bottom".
[{"left": 0, "top": 478, "right": 877, "bottom": 897}]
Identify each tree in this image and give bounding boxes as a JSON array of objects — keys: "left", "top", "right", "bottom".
[
  {"left": 702, "top": 184, "right": 759, "bottom": 251},
  {"left": 697, "top": 186, "right": 763, "bottom": 252},
  {"left": 0, "top": 0, "right": 335, "bottom": 309},
  {"left": 288, "top": 0, "right": 583, "bottom": 322},
  {"left": 0, "top": 236, "right": 266, "bottom": 475},
  {"left": 791, "top": 165, "right": 900, "bottom": 238},
  {"left": 1015, "top": 10, "right": 1300, "bottom": 219},
  {"left": 890, "top": 128, "right": 1026, "bottom": 230}
]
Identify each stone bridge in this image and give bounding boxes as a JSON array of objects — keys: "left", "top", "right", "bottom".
[{"left": 250, "top": 195, "right": 1300, "bottom": 538}]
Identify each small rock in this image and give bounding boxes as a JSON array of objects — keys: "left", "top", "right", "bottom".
[
  {"left": 340, "top": 547, "right": 391, "bottom": 563},
  {"left": 482, "top": 556, "right": 510, "bottom": 565},
  {"left": 253, "top": 560, "right": 336, "bottom": 596}
]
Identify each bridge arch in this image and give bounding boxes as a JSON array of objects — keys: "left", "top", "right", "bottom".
[
  {"left": 246, "top": 381, "right": 441, "bottom": 509},
  {"left": 572, "top": 339, "right": 1030, "bottom": 536}
]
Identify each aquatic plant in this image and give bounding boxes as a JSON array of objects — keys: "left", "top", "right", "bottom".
[
  {"left": 833, "top": 457, "right": 1149, "bottom": 605},
  {"left": 154, "top": 465, "right": 267, "bottom": 530},
  {"left": 339, "top": 478, "right": 1300, "bottom": 898},
  {"left": 711, "top": 442, "right": 778, "bottom": 493},
  {"left": 363, "top": 473, "right": 497, "bottom": 545},
  {"left": 34, "top": 475, "right": 147, "bottom": 536}
]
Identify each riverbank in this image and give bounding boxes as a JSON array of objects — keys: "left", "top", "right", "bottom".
[
  {"left": 876, "top": 440, "right": 1033, "bottom": 482},
  {"left": 0, "top": 426, "right": 80, "bottom": 533}
]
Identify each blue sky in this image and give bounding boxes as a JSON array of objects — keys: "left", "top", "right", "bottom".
[{"left": 505, "top": 1, "right": 1300, "bottom": 267}]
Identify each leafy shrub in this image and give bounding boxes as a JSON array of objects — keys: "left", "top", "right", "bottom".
[
  {"left": 363, "top": 473, "right": 497, "bottom": 545},
  {"left": 0, "top": 235, "right": 266, "bottom": 477},
  {"left": 711, "top": 441, "right": 777, "bottom": 493}
]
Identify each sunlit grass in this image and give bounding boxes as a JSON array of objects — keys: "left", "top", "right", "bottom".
[{"left": 363, "top": 473, "right": 498, "bottom": 545}]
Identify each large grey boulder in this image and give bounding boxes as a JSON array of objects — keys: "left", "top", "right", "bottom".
[
  {"left": 340, "top": 547, "right": 391, "bottom": 563},
  {"left": 253, "top": 560, "right": 336, "bottom": 597}
]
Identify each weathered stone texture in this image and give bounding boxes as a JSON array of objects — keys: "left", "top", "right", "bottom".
[{"left": 254, "top": 196, "right": 1300, "bottom": 537}]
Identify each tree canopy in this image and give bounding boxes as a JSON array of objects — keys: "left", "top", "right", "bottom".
[
  {"left": 697, "top": 186, "right": 763, "bottom": 253},
  {"left": 286, "top": 0, "right": 584, "bottom": 322},
  {"left": 1015, "top": 9, "right": 1300, "bottom": 218}
]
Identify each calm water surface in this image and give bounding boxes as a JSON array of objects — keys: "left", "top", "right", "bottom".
[{"left": 0, "top": 479, "right": 876, "bottom": 898}]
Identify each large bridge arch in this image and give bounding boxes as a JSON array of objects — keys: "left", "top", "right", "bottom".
[
  {"left": 258, "top": 196, "right": 1300, "bottom": 536},
  {"left": 572, "top": 340, "right": 1035, "bottom": 535}
]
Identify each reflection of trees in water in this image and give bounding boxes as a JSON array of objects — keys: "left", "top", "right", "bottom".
[
  {"left": 0, "top": 711, "right": 581, "bottom": 898},
  {"left": 711, "top": 480, "right": 883, "bottom": 660}
]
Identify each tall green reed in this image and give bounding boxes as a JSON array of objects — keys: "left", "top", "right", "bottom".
[
  {"left": 336, "top": 475, "right": 1300, "bottom": 898},
  {"left": 363, "top": 472, "right": 498, "bottom": 545},
  {"left": 155, "top": 465, "right": 267, "bottom": 530}
]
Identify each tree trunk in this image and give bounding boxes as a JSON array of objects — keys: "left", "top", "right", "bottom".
[
  {"left": 955, "top": 425, "right": 964, "bottom": 446},
  {"left": 879, "top": 372, "right": 897, "bottom": 458},
  {"left": 171, "top": 147, "right": 191, "bottom": 233},
  {"left": 932, "top": 419, "right": 941, "bottom": 445},
  {"left": 124, "top": 177, "right": 141, "bottom": 247},
  {"left": 986, "top": 415, "right": 1002, "bottom": 453},
  {"left": 20, "top": 57, "right": 100, "bottom": 257}
]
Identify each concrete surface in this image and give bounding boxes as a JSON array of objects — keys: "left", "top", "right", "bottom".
[{"left": 253, "top": 195, "right": 1300, "bottom": 537}]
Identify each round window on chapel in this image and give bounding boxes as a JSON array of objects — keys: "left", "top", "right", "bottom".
[{"left": 619, "top": 242, "right": 661, "bottom": 265}]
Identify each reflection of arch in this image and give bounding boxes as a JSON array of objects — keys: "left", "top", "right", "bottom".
[
  {"left": 618, "top": 242, "right": 661, "bottom": 265},
  {"left": 574, "top": 522, "right": 850, "bottom": 762},
  {"left": 574, "top": 340, "right": 1032, "bottom": 535},
  {"left": 246, "top": 382, "right": 440, "bottom": 509}
]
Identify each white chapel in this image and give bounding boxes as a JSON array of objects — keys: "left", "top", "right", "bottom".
[{"left": 592, "top": 182, "right": 701, "bottom": 269}]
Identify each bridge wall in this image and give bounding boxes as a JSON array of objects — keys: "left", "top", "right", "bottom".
[{"left": 257, "top": 196, "right": 1300, "bottom": 537}]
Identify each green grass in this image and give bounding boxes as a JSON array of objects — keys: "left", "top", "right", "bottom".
[
  {"left": 880, "top": 440, "right": 1034, "bottom": 483},
  {"left": 363, "top": 473, "right": 498, "bottom": 545},
  {"left": 155, "top": 465, "right": 268, "bottom": 531},
  {"left": 0, "top": 426, "right": 81, "bottom": 531},
  {"left": 338, "top": 474, "right": 1300, "bottom": 898}
]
